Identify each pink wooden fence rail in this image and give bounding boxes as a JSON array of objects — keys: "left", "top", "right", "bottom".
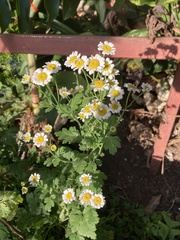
[{"left": 0, "top": 34, "right": 180, "bottom": 173}]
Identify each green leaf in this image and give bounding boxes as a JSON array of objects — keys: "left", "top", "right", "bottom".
[
  {"left": 67, "top": 207, "right": 99, "bottom": 239},
  {"left": 95, "top": 0, "right": 106, "bottom": 23},
  {"left": 158, "top": 221, "right": 169, "bottom": 240},
  {"left": 55, "top": 126, "right": 80, "bottom": 144},
  {"left": 44, "top": 0, "right": 60, "bottom": 23},
  {"left": 162, "top": 212, "right": 180, "bottom": 229},
  {"left": 70, "top": 93, "right": 84, "bottom": 111},
  {"left": 16, "top": 0, "right": 30, "bottom": 33},
  {"left": 103, "top": 136, "right": 121, "bottom": 155},
  {"left": 44, "top": 196, "right": 55, "bottom": 212},
  {"left": 62, "top": 0, "right": 80, "bottom": 20},
  {"left": 0, "top": 222, "right": 11, "bottom": 240},
  {"left": 73, "top": 159, "right": 87, "bottom": 174},
  {"left": 0, "top": 191, "right": 23, "bottom": 221},
  {"left": 55, "top": 71, "right": 86, "bottom": 89},
  {"left": 78, "top": 207, "right": 99, "bottom": 239},
  {"left": 169, "top": 228, "right": 180, "bottom": 239},
  {"left": 0, "top": 0, "right": 11, "bottom": 33},
  {"left": 124, "top": 28, "right": 148, "bottom": 37},
  {"left": 129, "top": 0, "right": 155, "bottom": 6}
]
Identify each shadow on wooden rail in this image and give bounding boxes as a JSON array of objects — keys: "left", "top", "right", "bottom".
[
  {"left": 1, "top": 34, "right": 180, "bottom": 60},
  {"left": 0, "top": 34, "right": 180, "bottom": 174}
]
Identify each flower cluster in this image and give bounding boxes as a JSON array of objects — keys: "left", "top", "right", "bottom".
[
  {"left": 31, "top": 41, "right": 152, "bottom": 124},
  {"left": 22, "top": 124, "right": 56, "bottom": 150},
  {"left": 62, "top": 173, "right": 105, "bottom": 209},
  {"left": 21, "top": 173, "right": 41, "bottom": 194},
  {"left": 32, "top": 61, "right": 61, "bottom": 86}
]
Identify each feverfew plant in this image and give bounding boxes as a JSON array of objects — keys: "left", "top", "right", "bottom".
[{"left": 18, "top": 41, "right": 152, "bottom": 239}]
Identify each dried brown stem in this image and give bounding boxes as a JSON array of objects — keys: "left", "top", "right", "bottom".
[{"left": 0, "top": 218, "right": 25, "bottom": 239}]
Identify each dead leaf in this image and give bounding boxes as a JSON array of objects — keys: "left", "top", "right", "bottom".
[{"left": 144, "top": 195, "right": 162, "bottom": 216}]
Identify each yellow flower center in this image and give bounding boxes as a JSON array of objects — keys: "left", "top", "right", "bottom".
[
  {"left": 82, "top": 176, "right": 90, "bottom": 183},
  {"left": 109, "top": 81, "right": 115, "bottom": 87},
  {"left": 31, "top": 176, "right": 39, "bottom": 183},
  {"left": 36, "top": 136, "right": 44, "bottom": 144},
  {"left": 102, "top": 45, "right": 112, "bottom": 53},
  {"left": 70, "top": 89, "right": 75, "bottom": 94},
  {"left": 45, "top": 126, "right": 51, "bottom": 132},
  {"left": 51, "top": 145, "right": 57, "bottom": 151},
  {"left": 98, "top": 107, "right": 107, "bottom": 116},
  {"left": 128, "top": 84, "right": 137, "bottom": 90},
  {"left": 83, "top": 105, "right": 91, "bottom": 113},
  {"left": 94, "top": 79, "right": 105, "bottom": 89},
  {"left": 23, "top": 75, "right": 29, "bottom": 81},
  {"left": 103, "top": 62, "right": 111, "bottom": 71},
  {"left": 79, "top": 112, "right": 85, "bottom": 119},
  {"left": 88, "top": 59, "right": 100, "bottom": 70},
  {"left": 91, "top": 102, "right": 100, "bottom": 111},
  {"left": 37, "top": 72, "right": 48, "bottom": 82},
  {"left": 82, "top": 193, "right": 92, "bottom": 202},
  {"left": 66, "top": 192, "right": 73, "bottom": 200},
  {"left": 47, "top": 63, "right": 56, "bottom": 71},
  {"left": 69, "top": 56, "right": 77, "bottom": 64},
  {"left": 22, "top": 187, "right": 28, "bottom": 194},
  {"left": 75, "top": 59, "right": 84, "bottom": 68},
  {"left": 112, "top": 103, "right": 118, "bottom": 110},
  {"left": 111, "top": 89, "right": 120, "bottom": 98},
  {"left": 62, "top": 92, "right": 68, "bottom": 97},
  {"left": 25, "top": 135, "right": 31, "bottom": 141},
  {"left": 93, "top": 196, "right": 102, "bottom": 205}
]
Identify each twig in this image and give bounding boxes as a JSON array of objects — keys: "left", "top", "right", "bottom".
[{"left": 0, "top": 218, "right": 25, "bottom": 240}]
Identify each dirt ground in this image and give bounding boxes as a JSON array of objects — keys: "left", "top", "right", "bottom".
[{"left": 102, "top": 112, "right": 180, "bottom": 219}]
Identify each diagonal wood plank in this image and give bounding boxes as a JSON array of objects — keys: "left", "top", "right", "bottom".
[{"left": 150, "top": 62, "right": 180, "bottom": 173}]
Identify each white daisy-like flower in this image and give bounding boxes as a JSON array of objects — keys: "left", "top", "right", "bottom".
[
  {"left": 93, "top": 103, "right": 111, "bottom": 120},
  {"left": 59, "top": 87, "right": 71, "bottom": 98},
  {"left": 108, "top": 86, "right": 124, "bottom": 101},
  {"left": 97, "top": 41, "right": 116, "bottom": 55},
  {"left": 91, "top": 78, "right": 109, "bottom": 92},
  {"left": 64, "top": 51, "right": 81, "bottom": 68},
  {"left": 75, "top": 85, "right": 84, "bottom": 92},
  {"left": 21, "top": 187, "right": 28, "bottom": 194},
  {"left": 43, "top": 124, "right": 52, "bottom": 133},
  {"left": 90, "top": 99, "right": 101, "bottom": 112},
  {"left": 78, "top": 111, "right": 86, "bottom": 122},
  {"left": 109, "top": 100, "right": 122, "bottom": 113},
  {"left": 33, "top": 132, "right": 48, "bottom": 147},
  {"left": 107, "top": 79, "right": 119, "bottom": 88},
  {"left": 108, "top": 68, "right": 120, "bottom": 80},
  {"left": 79, "top": 173, "right": 92, "bottom": 186},
  {"left": 69, "top": 88, "right": 76, "bottom": 95},
  {"left": 43, "top": 61, "right": 61, "bottom": 73},
  {"left": 23, "top": 132, "right": 31, "bottom": 143},
  {"left": 72, "top": 55, "right": 88, "bottom": 74},
  {"left": 124, "top": 83, "right": 140, "bottom": 93},
  {"left": 28, "top": 173, "right": 40, "bottom": 186},
  {"left": 91, "top": 193, "right": 105, "bottom": 209},
  {"left": 101, "top": 58, "right": 114, "bottom": 76},
  {"left": 85, "top": 54, "right": 105, "bottom": 75},
  {"left": 62, "top": 188, "right": 76, "bottom": 204},
  {"left": 141, "top": 82, "right": 153, "bottom": 92},
  {"left": 81, "top": 104, "right": 93, "bottom": 118},
  {"left": 21, "top": 74, "right": 30, "bottom": 84},
  {"left": 32, "top": 68, "right": 52, "bottom": 86},
  {"left": 51, "top": 144, "right": 57, "bottom": 151},
  {"left": 79, "top": 189, "right": 94, "bottom": 205}
]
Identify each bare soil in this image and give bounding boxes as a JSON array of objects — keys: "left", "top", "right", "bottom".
[{"left": 102, "top": 112, "right": 180, "bottom": 218}]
